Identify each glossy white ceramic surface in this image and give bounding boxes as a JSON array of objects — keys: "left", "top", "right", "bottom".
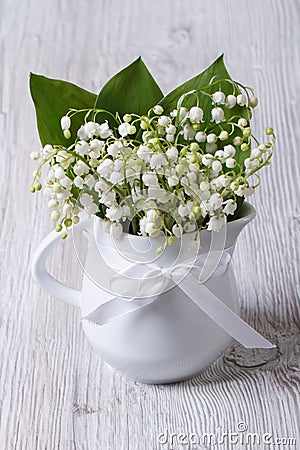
[{"left": 32, "top": 202, "right": 256, "bottom": 383}]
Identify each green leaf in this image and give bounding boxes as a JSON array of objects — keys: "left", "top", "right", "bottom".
[
  {"left": 159, "top": 55, "right": 229, "bottom": 112},
  {"left": 94, "top": 57, "right": 163, "bottom": 119},
  {"left": 29, "top": 73, "right": 96, "bottom": 146}
]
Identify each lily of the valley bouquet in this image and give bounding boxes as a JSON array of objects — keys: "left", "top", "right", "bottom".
[{"left": 30, "top": 55, "right": 275, "bottom": 252}]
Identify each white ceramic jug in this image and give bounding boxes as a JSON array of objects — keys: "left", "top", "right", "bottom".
[{"left": 32, "top": 202, "right": 256, "bottom": 383}]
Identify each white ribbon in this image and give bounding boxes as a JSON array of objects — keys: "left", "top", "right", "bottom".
[{"left": 82, "top": 248, "right": 275, "bottom": 349}]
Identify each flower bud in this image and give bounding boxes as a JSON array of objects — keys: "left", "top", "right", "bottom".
[
  {"left": 35, "top": 182, "right": 42, "bottom": 191},
  {"left": 195, "top": 131, "right": 206, "bottom": 142},
  {"left": 190, "top": 142, "right": 199, "bottom": 152},
  {"left": 166, "top": 236, "right": 175, "bottom": 246},
  {"left": 192, "top": 123, "right": 201, "bottom": 131},
  {"left": 207, "top": 133, "right": 217, "bottom": 144},
  {"left": 219, "top": 130, "right": 229, "bottom": 141},
  {"left": 51, "top": 211, "right": 60, "bottom": 222},
  {"left": 128, "top": 125, "right": 136, "bottom": 135},
  {"left": 63, "top": 129, "right": 71, "bottom": 139},
  {"left": 140, "top": 120, "right": 149, "bottom": 130},
  {"left": 238, "top": 118, "right": 247, "bottom": 128},
  {"left": 241, "top": 143, "right": 249, "bottom": 152},
  {"left": 249, "top": 96, "right": 258, "bottom": 108},
  {"left": 233, "top": 136, "right": 243, "bottom": 146},
  {"left": 243, "top": 127, "right": 251, "bottom": 138},
  {"left": 48, "top": 199, "right": 58, "bottom": 209},
  {"left": 123, "top": 114, "right": 132, "bottom": 122},
  {"left": 258, "top": 144, "right": 267, "bottom": 152},
  {"left": 265, "top": 127, "right": 274, "bottom": 135},
  {"left": 153, "top": 105, "right": 163, "bottom": 115},
  {"left": 64, "top": 218, "right": 73, "bottom": 228}
]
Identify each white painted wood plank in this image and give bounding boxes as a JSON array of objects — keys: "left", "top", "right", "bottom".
[{"left": 0, "top": 0, "right": 299, "bottom": 449}]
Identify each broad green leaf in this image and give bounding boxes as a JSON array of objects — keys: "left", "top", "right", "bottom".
[
  {"left": 94, "top": 57, "right": 163, "bottom": 120},
  {"left": 30, "top": 73, "right": 96, "bottom": 146},
  {"left": 159, "top": 55, "right": 232, "bottom": 112}
]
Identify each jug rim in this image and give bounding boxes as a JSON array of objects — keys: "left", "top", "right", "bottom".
[
  {"left": 94, "top": 201, "right": 256, "bottom": 243},
  {"left": 228, "top": 201, "right": 256, "bottom": 226}
]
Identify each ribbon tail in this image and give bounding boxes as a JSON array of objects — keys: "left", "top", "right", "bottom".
[
  {"left": 82, "top": 296, "right": 156, "bottom": 327},
  {"left": 178, "top": 275, "right": 275, "bottom": 349}
]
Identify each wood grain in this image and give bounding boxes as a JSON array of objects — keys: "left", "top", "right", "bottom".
[{"left": 0, "top": 0, "right": 299, "bottom": 449}]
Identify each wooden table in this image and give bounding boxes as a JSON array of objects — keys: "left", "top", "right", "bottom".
[{"left": 1, "top": 0, "right": 299, "bottom": 448}]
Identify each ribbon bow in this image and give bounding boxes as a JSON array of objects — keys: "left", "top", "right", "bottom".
[{"left": 82, "top": 245, "right": 275, "bottom": 349}]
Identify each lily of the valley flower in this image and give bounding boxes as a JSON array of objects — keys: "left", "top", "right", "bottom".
[
  {"left": 60, "top": 115, "right": 71, "bottom": 131},
  {"left": 225, "top": 94, "right": 237, "bottom": 109},
  {"left": 31, "top": 75, "right": 274, "bottom": 242},
  {"left": 237, "top": 94, "right": 247, "bottom": 106},
  {"left": 189, "top": 106, "right": 204, "bottom": 123},
  {"left": 212, "top": 91, "right": 225, "bottom": 105},
  {"left": 60, "top": 115, "right": 71, "bottom": 139},
  {"left": 211, "top": 107, "right": 225, "bottom": 123},
  {"left": 207, "top": 214, "right": 226, "bottom": 232}
]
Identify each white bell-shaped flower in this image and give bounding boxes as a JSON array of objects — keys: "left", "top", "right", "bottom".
[
  {"left": 211, "top": 107, "right": 225, "bottom": 123},
  {"left": 207, "top": 214, "right": 226, "bottom": 231},
  {"left": 183, "top": 124, "right": 196, "bottom": 140},
  {"left": 212, "top": 91, "right": 225, "bottom": 105},
  {"left": 106, "top": 204, "right": 123, "bottom": 222},
  {"left": 150, "top": 153, "right": 166, "bottom": 169},
  {"left": 195, "top": 131, "right": 206, "bottom": 142},
  {"left": 223, "top": 199, "right": 237, "bottom": 215},
  {"left": 189, "top": 106, "right": 204, "bottom": 123},
  {"left": 237, "top": 94, "right": 246, "bottom": 106},
  {"left": 158, "top": 116, "right": 171, "bottom": 127},
  {"left": 60, "top": 115, "right": 71, "bottom": 131},
  {"left": 225, "top": 95, "right": 237, "bottom": 109}
]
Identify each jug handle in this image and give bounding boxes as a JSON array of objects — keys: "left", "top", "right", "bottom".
[{"left": 31, "top": 219, "right": 91, "bottom": 308}]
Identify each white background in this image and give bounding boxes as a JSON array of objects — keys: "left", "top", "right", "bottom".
[{"left": 0, "top": 0, "right": 299, "bottom": 448}]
